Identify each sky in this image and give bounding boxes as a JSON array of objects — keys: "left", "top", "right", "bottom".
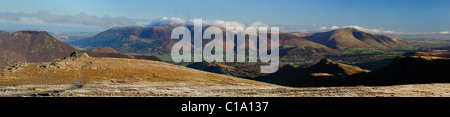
[{"left": 0, "top": 0, "right": 449, "bottom": 34}]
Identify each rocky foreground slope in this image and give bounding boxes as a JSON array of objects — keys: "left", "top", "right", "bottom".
[
  {"left": 0, "top": 52, "right": 276, "bottom": 96},
  {"left": 0, "top": 52, "right": 448, "bottom": 97}
]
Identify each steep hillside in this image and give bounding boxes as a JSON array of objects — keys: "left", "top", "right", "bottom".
[
  {"left": 0, "top": 50, "right": 26, "bottom": 67},
  {"left": 0, "top": 31, "right": 77, "bottom": 67},
  {"left": 278, "top": 33, "right": 342, "bottom": 60},
  {"left": 70, "top": 26, "right": 175, "bottom": 54},
  {"left": 279, "top": 33, "right": 328, "bottom": 48}
]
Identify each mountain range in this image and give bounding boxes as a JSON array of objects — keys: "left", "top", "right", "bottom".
[
  {"left": 69, "top": 26, "right": 175, "bottom": 54},
  {"left": 69, "top": 26, "right": 411, "bottom": 60}
]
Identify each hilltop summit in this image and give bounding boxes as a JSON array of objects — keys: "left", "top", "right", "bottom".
[
  {"left": 0, "top": 31, "right": 76, "bottom": 67},
  {"left": 310, "top": 59, "right": 370, "bottom": 75}
]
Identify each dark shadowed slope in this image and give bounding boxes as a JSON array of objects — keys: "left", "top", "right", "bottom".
[
  {"left": 258, "top": 59, "right": 370, "bottom": 87},
  {"left": 260, "top": 56, "right": 450, "bottom": 87},
  {"left": 355, "top": 56, "right": 450, "bottom": 85},
  {"left": 186, "top": 62, "right": 260, "bottom": 78}
]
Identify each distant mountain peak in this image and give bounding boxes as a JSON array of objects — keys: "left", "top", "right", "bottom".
[
  {"left": 0, "top": 31, "right": 77, "bottom": 67},
  {"left": 303, "top": 27, "right": 410, "bottom": 49}
]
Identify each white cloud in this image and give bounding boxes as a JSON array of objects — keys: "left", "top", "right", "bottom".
[
  {"left": 329, "top": 26, "right": 340, "bottom": 30},
  {"left": 149, "top": 17, "right": 186, "bottom": 26},
  {"left": 202, "top": 20, "right": 245, "bottom": 28},
  {"left": 148, "top": 17, "right": 268, "bottom": 28},
  {"left": 343, "top": 25, "right": 397, "bottom": 34},
  {"left": 440, "top": 31, "right": 449, "bottom": 34},
  {"left": 312, "top": 23, "right": 327, "bottom": 30},
  {"left": 311, "top": 24, "right": 398, "bottom": 34},
  {"left": 308, "top": 23, "right": 400, "bottom": 34},
  {"left": 249, "top": 21, "right": 269, "bottom": 28}
]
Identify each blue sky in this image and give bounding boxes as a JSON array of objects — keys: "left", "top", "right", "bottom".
[{"left": 0, "top": 0, "right": 449, "bottom": 33}]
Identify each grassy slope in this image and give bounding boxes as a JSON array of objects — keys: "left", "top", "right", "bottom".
[{"left": 0, "top": 56, "right": 272, "bottom": 87}]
